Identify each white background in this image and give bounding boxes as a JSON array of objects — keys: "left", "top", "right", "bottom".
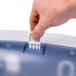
[{"left": 0, "top": 0, "right": 76, "bottom": 36}]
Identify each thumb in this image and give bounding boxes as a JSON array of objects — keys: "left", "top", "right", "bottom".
[{"left": 32, "top": 16, "right": 50, "bottom": 40}]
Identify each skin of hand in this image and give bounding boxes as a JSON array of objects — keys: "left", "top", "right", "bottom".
[{"left": 30, "top": 0, "right": 76, "bottom": 40}]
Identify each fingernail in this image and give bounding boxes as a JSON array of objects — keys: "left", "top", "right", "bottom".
[{"left": 32, "top": 34, "right": 40, "bottom": 40}]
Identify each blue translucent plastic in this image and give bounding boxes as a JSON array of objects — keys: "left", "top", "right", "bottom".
[{"left": 0, "top": 41, "right": 76, "bottom": 76}]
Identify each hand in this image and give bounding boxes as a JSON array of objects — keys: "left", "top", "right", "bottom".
[{"left": 30, "top": 0, "right": 76, "bottom": 40}]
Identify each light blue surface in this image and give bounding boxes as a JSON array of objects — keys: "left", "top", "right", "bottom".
[{"left": 0, "top": 41, "right": 76, "bottom": 76}]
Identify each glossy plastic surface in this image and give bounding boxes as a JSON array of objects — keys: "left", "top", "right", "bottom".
[{"left": 0, "top": 41, "right": 76, "bottom": 76}]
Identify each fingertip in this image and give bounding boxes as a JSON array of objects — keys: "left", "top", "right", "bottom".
[
  {"left": 32, "top": 26, "right": 45, "bottom": 40},
  {"left": 32, "top": 32, "right": 41, "bottom": 40}
]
